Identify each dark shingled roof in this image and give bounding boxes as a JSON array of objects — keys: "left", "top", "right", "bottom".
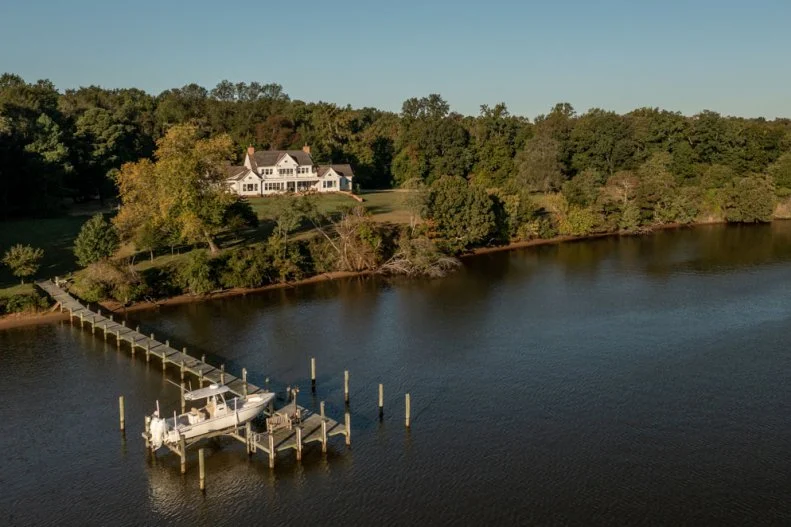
[
  {"left": 318, "top": 164, "right": 355, "bottom": 178},
  {"left": 226, "top": 165, "right": 249, "bottom": 181},
  {"left": 253, "top": 150, "right": 314, "bottom": 167}
]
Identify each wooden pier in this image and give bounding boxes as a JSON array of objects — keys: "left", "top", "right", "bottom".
[{"left": 37, "top": 279, "right": 350, "bottom": 469}]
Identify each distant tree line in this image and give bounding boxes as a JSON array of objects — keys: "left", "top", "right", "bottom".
[{"left": 3, "top": 73, "right": 789, "bottom": 224}]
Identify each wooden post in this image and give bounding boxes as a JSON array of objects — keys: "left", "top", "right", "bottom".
[
  {"left": 162, "top": 354, "right": 166, "bottom": 373},
  {"left": 268, "top": 433, "right": 275, "bottom": 468},
  {"left": 150, "top": 332, "right": 154, "bottom": 341},
  {"left": 320, "top": 401, "right": 325, "bottom": 420},
  {"left": 180, "top": 382, "right": 186, "bottom": 413},
  {"left": 69, "top": 308, "right": 73, "bottom": 324},
  {"left": 378, "top": 383, "right": 384, "bottom": 419},
  {"left": 118, "top": 395, "right": 125, "bottom": 431},
  {"left": 182, "top": 346, "right": 187, "bottom": 357},
  {"left": 199, "top": 367, "right": 204, "bottom": 387},
  {"left": 116, "top": 329, "right": 120, "bottom": 348},
  {"left": 180, "top": 436, "right": 186, "bottom": 474},
  {"left": 201, "top": 353, "right": 206, "bottom": 364},
  {"left": 220, "top": 364, "right": 225, "bottom": 385},
  {"left": 265, "top": 377, "right": 269, "bottom": 392},
  {"left": 91, "top": 316, "right": 95, "bottom": 335},
  {"left": 311, "top": 357, "right": 316, "bottom": 392},
  {"left": 180, "top": 361, "right": 185, "bottom": 382},
  {"left": 103, "top": 323, "right": 107, "bottom": 341},
  {"left": 146, "top": 340, "right": 150, "bottom": 363},
  {"left": 199, "top": 448, "right": 205, "bottom": 491},
  {"left": 80, "top": 312, "right": 84, "bottom": 328},
  {"left": 344, "top": 370, "right": 350, "bottom": 405},
  {"left": 122, "top": 320, "right": 126, "bottom": 328},
  {"left": 110, "top": 314, "right": 113, "bottom": 322},
  {"left": 405, "top": 393, "right": 411, "bottom": 429},
  {"left": 242, "top": 368, "right": 248, "bottom": 396},
  {"left": 165, "top": 339, "right": 169, "bottom": 349},
  {"left": 98, "top": 308, "right": 101, "bottom": 316},
  {"left": 345, "top": 411, "right": 351, "bottom": 446},
  {"left": 245, "top": 422, "right": 252, "bottom": 454},
  {"left": 296, "top": 426, "right": 303, "bottom": 461},
  {"left": 136, "top": 325, "right": 140, "bottom": 333},
  {"left": 321, "top": 418, "right": 328, "bottom": 453}
]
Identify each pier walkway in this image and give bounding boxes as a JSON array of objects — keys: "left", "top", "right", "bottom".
[{"left": 36, "top": 279, "right": 350, "bottom": 469}]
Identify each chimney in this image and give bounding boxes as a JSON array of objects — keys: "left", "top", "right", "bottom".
[
  {"left": 302, "top": 145, "right": 311, "bottom": 155},
  {"left": 247, "top": 145, "right": 255, "bottom": 157}
]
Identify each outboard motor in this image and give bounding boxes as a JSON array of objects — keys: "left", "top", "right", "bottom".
[{"left": 149, "top": 412, "right": 167, "bottom": 450}]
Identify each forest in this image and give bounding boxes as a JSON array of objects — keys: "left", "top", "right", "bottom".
[{"left": 2, "top": 72, "right": 791, "bottom": 312}]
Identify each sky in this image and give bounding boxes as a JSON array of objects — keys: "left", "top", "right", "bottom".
[{"left": 1, "top": 0, "right": 789, "bottom": 119}]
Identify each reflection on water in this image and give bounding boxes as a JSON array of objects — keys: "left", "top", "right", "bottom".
[{"left": 3, "top": 222, "right": 791, "bottom": 525}]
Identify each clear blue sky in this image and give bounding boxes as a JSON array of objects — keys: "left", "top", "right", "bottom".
[{"left": 1, "top": 0, "right": 789, "bottom": 119}]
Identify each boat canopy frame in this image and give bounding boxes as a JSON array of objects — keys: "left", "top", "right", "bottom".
[{"left": 183, "top": 384, "right": 231, "bottom": 401}]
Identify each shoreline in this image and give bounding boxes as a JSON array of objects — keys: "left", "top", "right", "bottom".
[{"left": 0, "top": 219, "right": 730, "bottom": 330}]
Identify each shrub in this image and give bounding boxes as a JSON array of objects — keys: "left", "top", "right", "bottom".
[
  {"left": 725, "top": 175, "right": 775, "bottom": 223},
  {"left": 74, "top": 214, "right": 119, "bottom": 267},
  {"left": 177, "top": 251, "right": 223, "bottom": 295},
  {"left": 73, "top": 260, "right": 147, "bottom": 304},
  {"left": 2, "top": 292, "right": 48, "bottom": 314},
  {"left": 219, "top": 247, "right": 273, "bottom": 289},
  {"left": 2, "top": 244, "right": 44, "bottom": 284}
]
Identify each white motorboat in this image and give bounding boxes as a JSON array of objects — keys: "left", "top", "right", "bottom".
[{"left": 148, "top": 384, "right": 274, "bottom": 450}]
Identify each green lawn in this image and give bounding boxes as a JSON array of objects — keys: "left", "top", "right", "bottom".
[
  {"left": 0, "top": 191, "right": 412, "bottom": 293},
  {"left": 247, "top": 191, "right": 410, "bottom": 224},
  {"left": 247, "top": 193, "right": 359, "bottom": 220},
  {"left": 0, "top": 283, "right": 35, "bottom": 298},
  {"left": 0, "top": 216, "right": 87, "bottom": 288},
  {"left": 358, "top": 190, "right": 412, "bottom": 224}
]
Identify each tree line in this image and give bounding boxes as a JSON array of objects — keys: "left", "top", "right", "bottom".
[{"left": 2, "top": 72, "right": 789, "bottom": 221}]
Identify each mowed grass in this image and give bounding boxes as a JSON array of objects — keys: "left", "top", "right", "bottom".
[
  {"left": 247, "top": 191, "right": 410, "bottom": 223},
  {"left": 0, "top": 216, "right": 87, "bottom": 288},
  {"left": 0, "top": 191, "right": 412, "bottom": 293}
]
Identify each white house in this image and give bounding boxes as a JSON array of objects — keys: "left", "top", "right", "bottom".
[{"left": 226, "top": 145, "right": 355, "bottom": 197}]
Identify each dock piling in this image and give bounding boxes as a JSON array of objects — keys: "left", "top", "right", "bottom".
[
  {"left": 405, "top": 393, "right": 411, "bottom": 428},
  {"left": 119, "top": 395, "right": 125, "bottom": 431},
  {"left": 311, "top": 357, "right": 316, "bottom": 392},
  {"left": 296, "top": 426, "right": 303, "bottom": 461},
  {"left": 242, "top": 368, "right": 248, "bottom": 396},
  {"left": 378, "top": 383, "right": 384, "bottom": 419},
  {"left": 344, "top": 370, "right": 350, "bottom": 405},
  {"left": 220, "top": 364, "right": 225, "bottom": 385},
  {"left": 116, "top": 329, "right": 120, "bottom": 348},
  {"left": 180, "top": 436, "right": 186, "bottom": 474},
  {"left": 321, "top": 418, "right": 328, "bottom": 453},
  {"left": 103, "top": 323, "right": 107, "bottom": 341},
  {"left": 91, "top": 316, "right": 95, "bottom": 334},
  {"left": 199, "top": 448, "right": 205, "bottom": 491},
  {"left": 180, "top": 361, "right": 185, "bottom": 382},
  {"left": 180, "top": 382, "right": 186, "bottom": 413},
  {"left": 345, "top": 411, "right": 351, "bottom": 446},
  {"left": 268, "top": 433, "right": 275, "bottom": 468},
  {"left": 245, "top": 422, "right": 252, "bottom": 454},
  {"left": 146, "top": 341, "right": 150, "bottom": 363}
]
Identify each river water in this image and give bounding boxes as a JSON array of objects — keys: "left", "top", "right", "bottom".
[{"left": 2, "top": 223, "right": 791, "bottom": 526}]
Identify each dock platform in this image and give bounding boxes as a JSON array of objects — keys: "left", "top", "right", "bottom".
[{"left": 37, "top": 278, "right": 350, "bottom": 469}]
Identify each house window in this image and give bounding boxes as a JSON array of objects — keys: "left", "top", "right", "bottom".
[
  {"left": 297, "top": 166, "right": 311, "bottom": 175},
  {"left": 263, "top": 168, "right": 273, "bottom": 176},
  {"left": 243, "top": 183, "right": 258, "bottom": 192},
  {"left": 279, "top": 168, "right": 294, "bottom": 176},
  {"left": 265, "top": 182, "right": 284, "bottom": 191},
  {"left": 322, "top": 180, "right": 336, "bottom": 189}
]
